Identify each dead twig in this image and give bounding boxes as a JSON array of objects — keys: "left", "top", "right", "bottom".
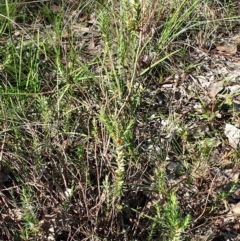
[{"left": 193, "top": 175, "right": 216, "bottom": 225}]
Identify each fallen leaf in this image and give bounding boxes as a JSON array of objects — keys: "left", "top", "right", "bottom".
[
  {"left": 232, "top": 202, "right": 240, "bottom": 215},
  {"left": 196, "top": 30, "right": 204, "bottom": 47},
  {"left": 214, "top": 42, "right": 237, "bottom": 55},
  {"left": 230, "top": 34, "right": 240, "bottom": 44},
  {"left": 227, "top": 85, "right": 240, "bottom": 93},
  {"left": 208, "top": 80, "right": 224, "bottom": 98},
  {"left": 51, "top": 5, "right": 62, "bottom": 13},
  {"left": 224, "top": 123, "right": 240, "bottom": 148}
]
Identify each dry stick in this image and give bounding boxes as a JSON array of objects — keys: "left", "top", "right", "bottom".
[
  {"left": 0, "top": 97, "right": 7, "bottom": 189},
  {"left": 116, "top": 30, "right": 143, "bottom": 118},
  {"left": 193, "top": 175, "right": 216, "bottom": 225},
  {"left": 0, "top": 132, "right": 6, "bottom": 188}
]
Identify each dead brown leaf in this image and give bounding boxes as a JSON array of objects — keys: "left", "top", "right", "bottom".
[
  {"left": 214, "top": 42, "right": 237, "bottom": 55},
  {"left": 230, "top": 34, "right": 240, "bottom": 44},
  {"left": 196, "top": 30, "right": 204, "bottom": 47},
  {"left": 208, "top": 80, "right": 224, "bottom": 98},
  {"left": 232, "top": 202, "right": 240, "bottom": 215},
  {"left": 51, "top": 5, "right": 62, "bottom": 13}
]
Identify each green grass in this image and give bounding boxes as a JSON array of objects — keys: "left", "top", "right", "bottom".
[{"left": 0, "top": 0, "right": 240, "bottom": 240}]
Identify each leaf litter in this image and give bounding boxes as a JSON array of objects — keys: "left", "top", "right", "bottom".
[{"left": 135, "top": 5, "right": 240, "bottom": 241}]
